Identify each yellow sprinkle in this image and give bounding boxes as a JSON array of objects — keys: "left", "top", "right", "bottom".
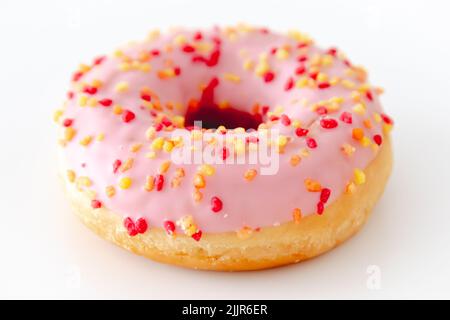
[
  {"left": 244, "top": 169, "right": 257, "bottom": 181},
  {"left": 223, "top": 73, "right": 241, "bottom": 83},
  {"left": 113, "top": 105, "right": 123, "bottom": 115},
  {"left": 79, "top": 135, "right": 93, "bottom": 146},
  {"left": 76, "top": 176, "right": 92, "bottom": 187},
  {"left": 345, "top": 182, "right": 356, "bottom": 194},
  {"left": 193, "top": 173, "right": 206, "bottom": 189},
  {"left": 67, "top": 170, "right": 76, "bottom": 183},
  {"left": 53, "top": 109, "right": 64, "bottom": 123},
  {"left": 341, "top": 143, "right": 355, "bottom": 157},
  {"left": 353, "top": 103, "right": 366, "bottom": 115},
  {"left": 144, "top": 175, "right": 154, "bottom": 192},
  {"left": 96, "top": 133, "right": 105, "bottom": 141},
  {"left": 114, "top": 49, "right": 124, "bottom": 58},
  {"left": 106, "top": 185, "right": 116, "bottom": 198},
  {"left": 373, "top": 112, "right": 382, "bottom": 123},
  {"left": 91, "top": 79, "right": 103, "bottom": 88},
  {"left": 243, "top": 59, "right": 254, "bottom": 71},
  {"left": 119, "top": 177, "right": 132, "bottom": 189},
  {"left": 145, "top": 151, "right": 157, "bottom": 159},
  {"left": 277, "top": 135, "right": 288, "bottom": 147},
  {"left": 275, "top": 48, "right": 289, "bottom": 60},
  {"left": 163, "top": 140, "right": 174, "bottom": 153},
  {"left": 114, "top": 81, "right": 129, "bottom": 93},
  {"left": 173, "top": 34, "right": 187, "bottom": 46},
  {"left": 199, "top": 164, "right": 215, "bottom": 176},
  {"left": 130, "top": 143, "right": 143, "bottom": 153},
  {"left": 304, "top": 178, "right": 322, "bottom": 192},
  {"left": 119, "top": 62, "right": 131, "bottom": 71},
  {"left": 360, "top": 136, "right": 371, "bottom": 147},
  {"left": 353, "top": 168, "right": 366, "bottom": 185},
  {"left": 290, "top": 155, "right": 301, "bottom": 166},
  {"left": 64, "top": 127, "right": 76, "bottom": 141},
  {"left": 292, "top": 208, "right": 302, "bottom": 223},
  {"left": 159, "top": 161, "right": 171, "bottom": 174},
  {"left": 78, "top": 94, "right": 88, "bottom": 107},
  {"left": 120, "top": 158, "right": 134, "bottom": 173},
  {"left": 172, "top": 115, "right": 185, "bottom": 128},
  {"left": 151, "top": 137, "right": 164, "bottom": 150}
]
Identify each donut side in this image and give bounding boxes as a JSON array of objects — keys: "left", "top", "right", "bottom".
[{"left": 60, "top": 137, "right": 392, "bottom": 271}]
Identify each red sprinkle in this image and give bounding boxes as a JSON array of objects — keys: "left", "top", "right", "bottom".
[
  {"left": 306, "top": 137, "right": 317, "bottom": 148},
  {"left": 154, "top": 123, "right": 163, "bottom": 132},
  {"left": 269, "top": 115, "right": 280, "bottom": 121},
  {"left": 327, "top": 47, "right": 337, "bottom": 56},
  {"left": 280, "top": 114, "right": 291, "bottom": 126},
  {"left": 83, "top": 86, "right": 97, "bottom": 95},
  {"left": 141, "top": 93, "right": 151, "bottom": 102},
  {"left": 309, "top": 71, "right": 318, "bottom": 80},
  {"left": 381, "top": 113, "right": 393, "bottom": 125},
  {"left": 135, "top": 218, "right": 148, "bottom": 234},
  {"left": 211, "top": 196, "right": 223, "bottom": 213},
  {"left": 320, "top": 118, "right": 338, "bottom": 129},
  {"left": 113, "top": 159, "right": 122, "bottom": 174},
  {"left": 182, "top": 44, "right": 195, "bottom": 53},
  {"left": 72, "top": 71, "right": 83, "bottom": 82},
  {"left": 155, "top": 174, "right": 164, "bottom": 191},
  {"left": 373, "top": 134, "right": 383, "bottom": 146},
  {"left": 320, "top": 188, "right": 331, "bottom": 203},
  {"left": 316, "top": 106, "right": 328, "bottom": 115},
  {"left": 340, "top": 112, "right": 353, "bottom": 124},
  {"left": 123, "top": 217, "right": 137, "bottom": 236},
  {"left": 262, "top": 106, "right": 270, "bottom": 115},
  {"left": 67, "top": 91, "right": 74, "bottom": 99},
  {"left": 193, "top": 31, "right": 203, "bottom": 41},
  {"left": 366, "top": 91, "right": 373, "bottom": 101},
  {"left": 161, "top": 117, "right": 172, "bottom": 127},
  {"left": 295, "top": 128, "right": 309, "bottom": 137},
  {"left": 174, "top": 66, "right": 181, "bottom": 76},
  {"left": 63, "top": 118, "right": 73, "bottom": 127},
  {"left": 318, "top": 82, "right": 331, "bottom": 89},
  {"left": 91, "top": 199, "right": 102, "bottom": 209},
  {"left": 93, "top": 55, "right": 106, "bottom": 65},
  {"left": 295, "top": 65, "right": 306, "bottom": 75},
  {"left": 122, "top": 110, "right": 135, "bottom": 123},
  {"left": 99, "top": 98, "right": 113, "bottom": 107},
  {"left": 222, "top": 147, "right": 229, "bottom": 160},
  {"left": 263, "top": 71, "right": 275, "bottom": 83},
  {"left": 150, "top": 49, "right": 160, "bottom": 56},
  {"left": 317, "top": 202, "right": 324, "bottom": 215},
  {"left": 297, "top": 55, "right": 308, "bottom": 62},
  {"left": 284, "top": 77, "right": 294, "bottom": 91},
  {"left": 164, "top": 220, "right": 176, "bottom": 235},
  {"left": 191, "top": 230, "right": 202, "bottom": 241}
]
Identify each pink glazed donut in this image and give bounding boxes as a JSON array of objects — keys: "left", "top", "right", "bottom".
[{"left": 55, "top": 25, "right": 393, "bottom": 271}]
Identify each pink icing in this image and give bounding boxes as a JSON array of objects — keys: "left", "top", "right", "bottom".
[{"left": 57, "top": 26, "right": 392, "bottom": 234}]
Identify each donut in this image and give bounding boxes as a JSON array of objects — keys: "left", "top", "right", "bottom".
[{"left": 54, "top": 25, "right": 394, "bottom": 271}]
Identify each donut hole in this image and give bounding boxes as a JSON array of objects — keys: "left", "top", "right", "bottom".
[
  {"left": 184, "top": 104, "right": 263, "bottom": 130},
  {"left": 183, "top": 77, "right": 262, "bottom": 130}
]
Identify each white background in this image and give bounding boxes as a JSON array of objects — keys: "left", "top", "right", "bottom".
[{"left": 1, "top": 0, "right": 449, "bottom": 299}]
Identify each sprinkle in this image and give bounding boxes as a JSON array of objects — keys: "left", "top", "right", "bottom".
[
  {"left": 292, "top": 208, "right": 302, "bottom": 223},
  {"left": 76, "top": 176, "right": 92, "bottom": 187},
  {"left": 91, "top": 199, "right": 102, "bottom": 209},
  {"left": 295, "top": 128, "right": 309, "bottom": 137},
  {"left": 97, "top": 133, "right": 105, "bottom": 141},
  {"left": 120, "top": 158, "right": 134, "bottom": 172},
  {"left": 316, "top": 106, "right": 327, "bottom": 115},
  {"left": 373, "top": 134, "right": 383, "bottom": 146},
  {"left": 244, "top": 169, "right": 257, "bottom": 181},
  {"left": 353, "top": 168, "right": 366, "bottom": 185},
  {"left": 223, "top": 73, "right": 241, "bottom": 83},
  {"left": 352, "top": 128, "right": 364, "bottom": 141},
  {"left": 340, "top": 112, "right": 353, "bottom": 124},
  {"left": 318, "top": 82, "right": 331, "bottom": 89},
  {"left": 114, "top": 81, "right": 129, "bottom": 93},
  {"left": 119, "top": 177, "right": 132, "bottom": 189},
  {"left": 295, "top": 65, "right": 306, "bottom": 75},
  {"left": 193, "top": 173, "right": 206, "bottom": 189},
  {"left": 79, "top": 135, "right": 93, "bottom": 146},
  {"left": 304, "top": 178, "right": 322, "bottom": 192},
  {"left": 164, "top": 220, "right": 176, "bottom": 235},
  {"left": 320, "top": 118, "right": 338, "bottom": 129},
  {"left": 280, "top": 114, "right": 291, "bottom": 126},
  {"left": 191, "top": 230, "right": 202, "bottom": 241},
  {"left": 345, "top": 182, "right": 356, "bottom": 194},
  {"left": 113, "top": 105, "right": 123, "bottom": 115},
  {"left": 306, "top": 137, "right": 317, "bottom": 149},
  {"left": 64, "top": 127, "right": 76, "bottom": 141},
  {"left": 67, "top": 170, "right": 76, "bottom": 183},
  {"left": 106, "top": 186, "right": 116, "bottom": 198},
  {"left": 290, "top": 155, "right": 301, "bottom": 166},
  {"left": 135, "top": 218, "right": 148, "bottom": 234},
  {"left": 193, "top": 189, "right": 203, "bottom": 202},
  {"left": 63, "top": 119, "right": 74, "bottom": 127},
  {"left": 381, "top": 113, "right": 394, "bottom": 125},
  {"left": 316, "top": 202, "right": 324, "bottom": 215},
  {"left": 123, "top": 218, "right": 137, "bottom": 236},
  {"left": 151, "top": 137, "right": 164, "bottom": 150},
  {"left": 284, "top": 77, "right": 294, "bottom": 91},
  {"left": 122, "top": 110, "right": 135, "bottom": 123},
  {"left": 155, "top": 174, "right": 164, "bottom": 191},
  {"left": 144, "top": 175, "right": 155, "bottom": 192},
  {"left": 211, "top": 196, "right": 223, "bottom": 213},
  {"left": 341, "top": 143, "right": 356, "bottom": 156},
  {"left": 320, "top": 188, "right": 331, "bottom": 203},
  {"left": 53, "top": 109, "right": 64, "bottom": 123},
  {"left": 199, "top": 164, "right": 215, "bottom": 176},
  {"left": 113, "top": 159, "right": 122, "bottom": 174},
  {"left": 163, "top": 140, "right": 174, "bottom": 153},
  {"left": 263, "top": 71, "right": 275, "bottom": 83}
]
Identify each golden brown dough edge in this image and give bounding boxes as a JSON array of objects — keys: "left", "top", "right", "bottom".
[{"left": 60, "top": 137, "right": 392, "bottom": 271}]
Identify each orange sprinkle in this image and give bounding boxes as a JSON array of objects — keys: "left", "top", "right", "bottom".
[
  {"left": 244, "top": 169, "right": 257, "bottom": 181},
  {"left": 352, "top": 128, "right": 364, "bottom": 141},
  {"left": 304, "top": 178, "right": 322, "bottom": 192},
  {"left": 144, "top": 175, "right": 155, "bottom": 192},
  {"left": 292, "top": 208, "right": 302, "bottom": 223},
  {"left": 193, "top": 173, "right": 206, "bottom": 189}
]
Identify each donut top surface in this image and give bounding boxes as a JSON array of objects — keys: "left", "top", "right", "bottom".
[{"left": 55, "top": 25, "right": 393, "bottom": 239}]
